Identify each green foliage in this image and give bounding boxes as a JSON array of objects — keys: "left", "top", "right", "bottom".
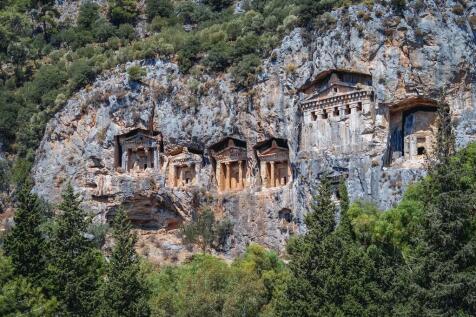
[
  {"left": 203, "top": 0, "right": 233, "bottom": 11},
  {"left": 68, "top": 58, "right": 96, "bottom": 90},
  {"left": 77, "top": 1, "right": 100, "bottom": 29},
  {"left": 46, "top": 183, "right": 104, "bottom": 316},
  {"left": 348, "top": 186, "right": 424, "bottom": 255},
  {"left": 99, "top": 208, "right": 150, "bottom": 317},
  {"left": 0, "top": 254, "right": 58, "bottom": 317},
  {"left": 0, "top": 159, "right": 10, "bottom": 192},
  {"left": 181, "top": 209, "right": 233, "bottom": 252},
  {"left": 146, "top": 0, "right": 174, "bottom": 21},
  {"left": 108, "top": 0, "right": 138, "bottom": 25},
  {"left": 401, "top": 140, "right": 476, "bottom": 315},
  {"left": 231, "top": 53, "right": 262, "bottom": 88},
  {"left": 3, "top": 182, "right": 49, "bottom": 282},
  {"left": 149, "top": 244, "right": 287, "bottom": 317},
  {"left": 127, "top": 65, "right": 146, "bottom": 82},
  {"left": 278, "top": 178, "right": 403, "bottom": 316}
]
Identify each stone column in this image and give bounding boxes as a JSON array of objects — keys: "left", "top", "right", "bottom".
[
  {"left": 144, "top": 148, "right": 150, "bottom": 169},
  {"left": 179, "top": 166, "right": 184, "bottom": 187},
  {"left": 194, "top": 162, "right": 200, "bottom": 185},
  {"left": 216, "top": 163, "right": 222, "bottom": 191},
  {"left": 270, "top": 161, "right": 275, "bottom": 188},
  {"left": 260, "top": 161, "right": 267, "bottom": 187},
  {"left": 287, "top": 162, "right": 292, "bottom": 184},
  {"left": 122, "top": 150, "right": 127, "bottom": 170},
  {"left": 225, "top": 163, "right": 231, "bottom": 191},
  {"left": 127, "top": 149, "right": 132, "bottom": 171},
  {"left": 238, "top": 161, "right": 243, "bottom": 189}
]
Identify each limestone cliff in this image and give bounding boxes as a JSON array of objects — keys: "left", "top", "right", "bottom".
[{"left": 33, "top": 2, "right": 476, "bottom": 262}]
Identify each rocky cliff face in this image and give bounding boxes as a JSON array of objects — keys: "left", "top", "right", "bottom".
[{"left": 33, "top": 2, "right": 476, "bottom": 262}]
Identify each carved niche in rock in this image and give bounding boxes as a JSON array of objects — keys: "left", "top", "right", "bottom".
[
  {"left": 255, "top": 139, "right": 291, "bottom": 189},
  {"left": 167, "top": 147, "right": 202, "bottom": 188},
  {"left": 114, "top": 129, "right": 162, "bottom": 172},
  {"left": 386, "top": 98, "right": 438, "bottom": 166},
  {"left": 300, "top": 69, "right": 375, "bottom": 154},
  {"left": 210, "top": 138, "right": 248, "bottom": 192}
]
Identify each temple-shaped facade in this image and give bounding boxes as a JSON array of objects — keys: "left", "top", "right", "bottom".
[
  {"left": 114, "top": 129, "right": 162, "bottom": 172},
  {"left": 386, "top": 98, "right": 438, "bottom": 166},
  {"left": 210, "top": 138, "right": 248, "bottom": 192},
  {"left": 300, "top": 69, "right": 374, "bottom": 154},
  {"left": 256, "top": 139, "right": 291, "bottom": 189},
  {"left": 167, "top": 147, "right": 202, "bottom": 188}
]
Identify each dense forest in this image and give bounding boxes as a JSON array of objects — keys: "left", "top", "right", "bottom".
[{"left": 1, "top": 0, "right": 475, "bottom": 316}]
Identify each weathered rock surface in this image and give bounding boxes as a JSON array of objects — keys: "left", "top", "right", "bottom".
[{"left": 33, "top": 2, "right": 476, "bottom": 261}]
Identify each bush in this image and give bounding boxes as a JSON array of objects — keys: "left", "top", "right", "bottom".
[
  {"left": 231, "top": 53, "right": 261, "bottom": 89},
  {"left": 108, "top": 0, "right": 138, "bottom": 25},
  {"left": 149, "top": 244, "right": 288, "bottom": 317},
  {"left": 78, "top": 1, "right": 100, "bottom": 29},
  {"left": 127, "top": 65, "right": 146, "bottom": 82},
  {"left": 203, "top": 41, "right": 233, "bottom": 71},
  {"left": 203, "top": 0, "right": 233, "bottom": 11},
  {"left": 68, "top": 59, "right": 96, "bottom": 90},
  {"left": 116, "top": 23, "right": 136, "bottom": 40},
  {"left": 146, "top": 0, "right": 174, "bottom": 21}
]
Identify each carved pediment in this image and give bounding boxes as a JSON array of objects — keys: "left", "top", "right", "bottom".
[
  {"left": 170, "top": 151, "right": 201, "bottom": 166},
  {"left": 304, "top": 83, "right": 360, "bottom": 102},
  {"left": 212, "top": 146, "right": 247, "bottom": 162}
]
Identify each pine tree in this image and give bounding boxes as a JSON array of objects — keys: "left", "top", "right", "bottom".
[
  {"left": 3, "top": 182, "right": 48, "bottom": 283},
  {"left": 46, "top": 183, "right": 103, "bottom": 316},
  {"left": 404, "top": 103, "right": 476, "bottom": 315},
  {"left": 0, "top": 254, "right": 58, "bottom": 316},
  {"left": 277, "top": 178, "right": 402, "bottom": 316},
  {"left": 99, "top": 207, "right": 150, "bottom": 317}
]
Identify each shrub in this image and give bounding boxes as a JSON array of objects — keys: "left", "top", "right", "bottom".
[
  {"left": 68, "top": 59, "right": 96, "bottom": 90},
  {"left": 231, "top": 53, "right": 261, "bottom": 89},
  {"left": 92, "top": 19, "right": 117, "bottom": 42},
  {"left": 146, "top": 0, "right": 174, "bottom": 21},
  {"left": 127, "top": 65, "right": 146, "bottom": 82},
  {"left": 203, "top": 0, "right": 233, "bottom": 11},
  {"left": 116, "top": 23, "right": 136, "bottom": 40},
  {"left": 108, "top": 0, "right": 138, "bottom": 25},
  {"left": 203, "top": 41, "right": 233, "bottom": 71},
  {"left": 78, "top": 1, "right": 100, "bottom": 29}
]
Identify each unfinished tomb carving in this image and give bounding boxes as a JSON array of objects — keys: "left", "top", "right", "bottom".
[
  {"left": 167, "top": 147, "right": 202, "bottom": 188},
  {"left": 210, "top": 138, "right": 248, "bottom": 192},
  {"left": 300, "top": 70, "right": 374, "bottom": 153},
  {"left": 114, "top": 129, "right": 162, "bottom": 172},
  {"left": 255, "top": 139, "right": 291, "bottom": 188},
  {"left": 387, "top": 98, "right": 438, "bottom": 166}
]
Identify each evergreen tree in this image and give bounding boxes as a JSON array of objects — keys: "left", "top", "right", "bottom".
[
  {"left": 46, "top": 183, "right": 103, "bottom": 316},
  {"left": 403, "top": 104, "right": 476, "bottom": 315},
  {"left": 0, "top": 254, "right": 58, "bottom": 316},
  {"left": 99, "top": 207, "right": 150, "bottom": 317},
  {"left": 3, "top": 182, "right": 48, "bottom": 283},
  {"left": 277, "top": 178, "right": 402, "bottom": 316}
]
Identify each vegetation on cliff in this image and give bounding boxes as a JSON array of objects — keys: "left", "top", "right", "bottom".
[{"left": 0, "top": 0, "right": 426, "bottom": 178}]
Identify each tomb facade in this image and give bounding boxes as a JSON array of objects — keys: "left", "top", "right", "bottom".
[
  {"left": 114, "top": 129, "right": 162, "bottom": 172},
  {"left": 386, "top": 99, "right": 438, "bottom": 166},
  {"left": 210, "top": 138, "right": 248, "bottom": 192},
  {"left": 300, "top": 70, "right": 374, "bottom": 154},
  {"left": 256, "top": 139, "right": 291, "bottom": 189},
  {"left": 167, "top": 147, "right": 202, "bottom": 188}
]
